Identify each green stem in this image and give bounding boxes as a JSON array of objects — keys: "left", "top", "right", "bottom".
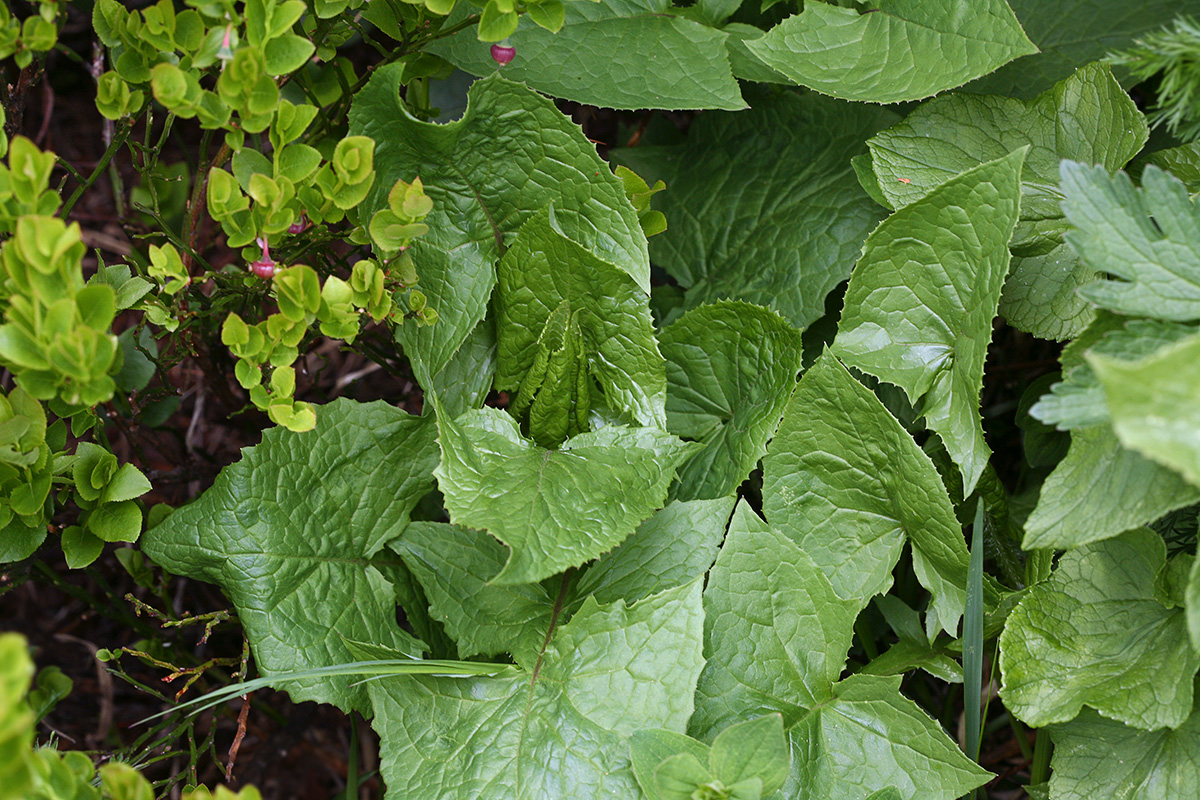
[
  {"left": 854, "top": 614, "right": 878, "bottom": 661},
  {"left": 346, "top": 711, "right": 360, "bottom": 800},
  {"left": 1030, "top": 727, "right": 1053, "bottom": 786},
  {"left": 61, "top": 120, "right": 131, "bottom": 216},
  {"left": 1007, "top": 715, "right": 1034, "bottom": 763}
]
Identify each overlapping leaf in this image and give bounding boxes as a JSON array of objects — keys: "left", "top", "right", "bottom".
[
  {"left": 691, "top": 502, "right": 991, "bottom": 800},
  {"left": 968, "top": 0, "right": 1200, "bottom": 97},
  {"left": 1000, "top": 529, "right": 1200, "bottom": 729},
  {"left": 495, "top": 208, "right": 665, "bottom": 430},
  {"left": 661, "top": 302, "right": 803, "bottom": 501},
  {"left": 348, "top": 70, "right": 650, "bottom": 389},
  {"left": 762, "top": 353, "right": 971, "bottom": 638},
  {"left": 427, "top": 0, "right": 745, "bottom": 111},
  {"left": 610, "top": 90, "right": 896, "bottom": 330},
  {"left": 1062, "top": 162, "right": 1200, "bottom": 321},
  {"left": 834, "top": 150, "right": 1025, "bottom": 495},
  {"left": 863, "top": 63, "right": 1147, "bottom": 339},
  {"left": 1022, "top": 425, "right": 1200, "bottom": 549},
  {"left": 434, "top": 407, "right": 693, "bottom": 585},
  {"left": 1029, "top": 316, "right": 1196, "bottom": 431},
  {"left": 741, "top": 0, "right": 1037, "bottom": 104},
  {"left": 140, "top": 400, "right": 438, "bottom": 713},
  {"left": 368, "top": 581, "right": 705, "bottom": 800},
  {"left": 571, "top": 496, "right": 733, "bottom": 610},
  {"left": 1089, "top": 331, "right": 1200, "bottom": 487},
  {"left": 392, "top": 497, "right": 732, "bottom": 665},
  {"left": 1047, "top": 707, "right": 1200, "bottom": 800}
]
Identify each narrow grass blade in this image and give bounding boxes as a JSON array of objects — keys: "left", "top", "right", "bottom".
[{"left": 964, "top": 500, "right": 986, "bottom": 796}]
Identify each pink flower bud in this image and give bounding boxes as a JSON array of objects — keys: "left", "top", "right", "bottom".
[
  {"left": 250, "top": 237, "right": 276, "bottom": 279},
  {"left": 491, "top": 44, "right": 516, "bottom": 67},
  {"left": 287, "top": 213, "right": 310, "bottom": 235}
]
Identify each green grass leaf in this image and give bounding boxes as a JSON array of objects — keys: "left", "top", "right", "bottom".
[
  {"left": 140, "top": 399, "right": 439, "bottom": 713},
  {"left": 834, "top": 149, "right": 1026, "bottom": 494},
  {"left": 743, "top": 0, "right": 1037, "bottom": 104}
]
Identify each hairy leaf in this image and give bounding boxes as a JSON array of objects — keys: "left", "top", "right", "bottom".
[
  {"left": 368, "top": 581, "right": 705, "bottom": 799},
  {"left": 834, "top": 149, "right": 1026, "bottom": 494},
  {"left": 1000, "top": 529, "right": 1200, "bottom": 729},
  {"left": 434, "top": 407, "right": 693, "bottom": 585},
  {"left": 1022, "top": 425, "right": 1200, "bottom": 549},
  {"left": 428, "top": 0, "right": 745, "bottom": 110},
  {"left": 1029, "top": 318, "right": 1196, "bottom": 431},
  {"left": 763, "top": 353, "right": 970, "bottom": 638},
  {"left": 661, "top": 302, "right": 803, "bottom": 501},
  {"left": 610, "top": 90, "right": 896, "bottom": 330},
  {"left": 140, "top": 400, "right": 438, "bottom": 713},
  {"left": 743, "top": 0, "right": 1037, "bottom": 104},
  {"left": 1090, "top": 330, "right": 1200, "bottom": 487},
  {"left": 1062, "top": 162, "right": 1200, "bottom": 320}
]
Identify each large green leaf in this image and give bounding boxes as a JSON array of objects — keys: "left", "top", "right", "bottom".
[
  {"left": 434, "top": 407, "right": 693, "bottom": 585},
  {"left": 661, "top": 301, "right": 803, "bottom": 501},
  {"left": 762, "top": 353, "right": 970, "bottom": 638},
  {"left": 1047, "top": 707, "right": 1200, "bottom": 800},
  {"left": 1029, "top": 317, "right": 1196, "bottom": 431},
  {"left": 571, "top": 496, "right": 734, "bottom": 610},
  {"left": 742, "top": 0, "right": 1037, "bottom": 104},
  {"left": 691, "top": 501, "right": 857, "bottom": 730},
  {"left": 1062, "top": 162, "right": 1200, "bottom": 321},
  {"left": 1000, "top": 529, "right": 1200, "bottom": 730},
  {"left": 392, "top": 521, "right": 553, "bottom": 665},
  {"left": 393, "top": 239, "right": 495, "bottom": 393},
  {"left": 368, "top": 581, "right": 705, "bottom": 799},
  {"left": 392, "top": 497, "right": 732, "bottom": 665},
  {"left": 1090, "top": 331, "right": 1200, "bottom": 488},
  {"left": 139, "top": 400, "right": 438, "bottom": 713},
  {"left": 863, "top": 63, "right": 1147, "bottom": 340},
  {"left": 610, "top": 90, "right": 896, "bottom": 330},
  {"left": 834, "top": 149, "right": 1026, "bottom": 495},
  {"left": 967, "top": 0, "right": 1200, "bottom": 97},
  {"left": 495, "top": 207, "right": 665, "bottom": 430},
  {"left": 1021, "top": 425, "right": 1200, "bottom": 550},
  {"left": 427, "top": 0, "right": 745, "bottom": 110},
  {"left": 691, "top": 502, "right": 991, "bottom": 800},
  {"left": 349, "top": 68, "right": 649, "bottom": 299}
]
